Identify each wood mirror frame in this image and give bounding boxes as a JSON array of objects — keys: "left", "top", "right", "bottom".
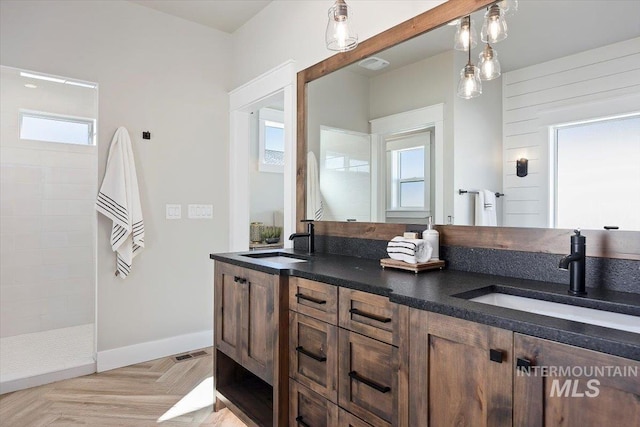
[{"left": 296, "top": 0, "right": 639, "bottom": 261}]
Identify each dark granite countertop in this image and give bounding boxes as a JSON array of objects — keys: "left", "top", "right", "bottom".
[{"left": 210, "top": 249, "right": 640, "bottom": 361}]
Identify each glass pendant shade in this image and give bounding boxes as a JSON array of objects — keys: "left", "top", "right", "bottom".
[
  {"left": 326, "top": 0, "right": 358, "bottom": 52},
  {"left": 481, "top": 4, "right": 508, "bottom": 44},
  {"left": 498, "top": 0, "right": 518, "bottom": 16},
  {"left": 454, "top": 16, "right": 477, "bottom": 51},
  {"left": 478, "top": 44, "right": 501, "bottom": 80},
  {"left": 457, "top": 63, "right": 482, "bottom": 99}
]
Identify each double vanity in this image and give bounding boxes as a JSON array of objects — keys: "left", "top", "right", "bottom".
[{"left": 210, "top": 249, "right": 640, "bottom": 427}]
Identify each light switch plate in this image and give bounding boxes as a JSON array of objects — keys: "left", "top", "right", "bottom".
[
  {"left": 188, "top": 204, "right": 213, "bottom": 219},
  {"left": 166, "top": 204, "right": 181, "bottom": 219}
]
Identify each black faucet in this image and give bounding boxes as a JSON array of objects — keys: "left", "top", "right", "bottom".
[
  {"left": 289, "top": 220, "right": 314, "bottom": 254},
  {"left": 559, "top": 229, "right": 586, "bottom": 296}
]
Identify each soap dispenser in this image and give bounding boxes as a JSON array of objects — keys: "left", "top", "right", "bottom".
[{"left": 422, "top": 216, "right": 439, "bottom": 261}]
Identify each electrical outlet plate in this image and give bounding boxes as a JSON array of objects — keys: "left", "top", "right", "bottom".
[
  {"left": 188, "top": 204, "right": 213, "bottom": 219},
  {"left": 166, "top": 204, "right": 181, "bottom": 219}
]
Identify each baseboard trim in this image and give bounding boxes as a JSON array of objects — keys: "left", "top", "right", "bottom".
[
  {"left": 0, "top": 362, "right": 96, "bottom": 395},
  {"left": 96, "top": 330, "right": 213, "bottom": 372}
]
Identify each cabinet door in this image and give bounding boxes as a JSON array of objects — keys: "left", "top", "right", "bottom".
[
  {"left": 214, "top": 262, "right": 243, "bottom": 362},
  {"left": 338, "top": 408, "right": 374, "bottom": 427},
  {"left": 290, "top": 312, "right": 338, "bottom": 402},
  {"left": 339, "top": 329, "right": 398, "bottom": 427},
  {"left": 290, "top": 379, "right": 338, "bottom": 427},
  {"left": 514, "top": 333, "right": 640, "bottom": 427},
  {"left": 409, "top": 309, "right": 513, "bottom": 427},
  {"left": 241, "top": 267, "right": 277, "bottom": 385}
]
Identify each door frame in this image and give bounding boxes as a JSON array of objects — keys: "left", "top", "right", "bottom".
[{"left": 228, "top": 61, "right": 297, "bottom": 251}]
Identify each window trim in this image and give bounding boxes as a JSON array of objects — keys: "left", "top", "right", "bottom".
[
  {"left": 385, "top": 130, "right": 431, "bottom": 216},
  {"left": 258, "top": 107, "right": 284, "bottom": 173},
  {"left": 19, "top": 109, "right": 96, "bottom": 146}
]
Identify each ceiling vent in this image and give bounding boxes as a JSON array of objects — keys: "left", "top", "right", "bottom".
[{"left": 358, "top": 57, "right": 390, "bottom": 71}]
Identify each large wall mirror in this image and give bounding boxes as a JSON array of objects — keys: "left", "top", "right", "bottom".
[{"left": 298, "top": 0, "right": 640, "bottom": 247}]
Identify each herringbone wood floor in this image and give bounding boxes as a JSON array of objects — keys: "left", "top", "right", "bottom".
[{"left": 0, "top": 347, "right": 246, "bottom": 426}]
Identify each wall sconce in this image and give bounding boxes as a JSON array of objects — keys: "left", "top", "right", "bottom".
[{"left": 516, "top": 158, "right": 528, "bottom": 177}]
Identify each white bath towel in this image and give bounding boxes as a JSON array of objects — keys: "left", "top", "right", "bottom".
[
  {"left": 386, "top": 236, "right": 433, "bottom": 264},
  {"left": 96, "top": 127, "right": 144, "bottom": 278},
  {"left": 306, "top": 151, "right": 324, "bottom": 220},
  {"left": 475, "top": 189, "right": 497, "bottom": 226}
]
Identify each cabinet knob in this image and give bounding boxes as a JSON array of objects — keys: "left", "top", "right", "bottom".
[
  {"left": 516, "top": 357, "right": 532, "bottom": 374},
  {"left": 489, "top": 348, "right": 504, "bottom": 363},
  {"left": 233, "top": 276, "right": 247, "bottom": 284}
]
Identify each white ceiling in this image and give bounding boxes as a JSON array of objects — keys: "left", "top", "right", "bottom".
[{"left": 128, "top": 0, "right": 272, "bottom": 34}]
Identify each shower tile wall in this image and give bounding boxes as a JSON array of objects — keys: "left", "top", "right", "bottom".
[
  {"left": 0, "top": 147, "right": 97, "bottom": 337},
  {"left": 0, "top": 67, "right": 97, "bottom": 338}
]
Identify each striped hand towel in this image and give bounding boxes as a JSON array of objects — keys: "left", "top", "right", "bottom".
[
  {"left": 96, "top": 127, "right": 144, "bottom": 278},
  {"left": 386, "top": 236, "right": 433, "bottom": 264}
]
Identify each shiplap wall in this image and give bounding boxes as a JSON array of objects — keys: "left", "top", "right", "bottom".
[{"left": 502, "top": 37, "right": 640, "bottom": 228}]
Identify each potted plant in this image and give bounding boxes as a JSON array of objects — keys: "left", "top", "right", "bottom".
[{"left": 261, "top": 226, "right": 282, "bottom": 244}]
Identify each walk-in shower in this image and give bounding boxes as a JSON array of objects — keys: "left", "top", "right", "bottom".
[{"left": 0, "top": 65, "right": 98, "bottom": 394}]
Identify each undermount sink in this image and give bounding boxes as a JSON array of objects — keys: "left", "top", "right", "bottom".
[
  {"left": 469, "top": 292, "right": 640, "bottom": 334},
  {"left": 241, "top": 252, "right": 308, "bottom": 264}
]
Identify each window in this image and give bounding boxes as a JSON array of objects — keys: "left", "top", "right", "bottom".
[
  {"left": 258, "top": 107, "right": 284, "bottom": 173},
  {"left": 20, "top": 111, "right": 95, "bottom": 145},
  {"left": 386, "top": 130, "right": 431, "bottom": 217},
  {"left": 553, "top": 114, "right": 640, "bottom": 230}
]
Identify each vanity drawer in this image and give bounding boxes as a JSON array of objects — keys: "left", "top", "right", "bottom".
[
  {"left": 339, "top": 288, "right": 402, "bottom": 346},
  {"left": 338, "top": 329, "right": 398, "bottom": 427},
  {"left": 289, "top": 311, "right": 338, "bottom": 402},
  {"left": 339, "top": 408, "right": 374, "bottom": 427},
  {"left": 289, "top": 277, "right": 338, "bottom": 324},
  {"left": 290, "top": 379, "right": 338, "bottom": 427}
]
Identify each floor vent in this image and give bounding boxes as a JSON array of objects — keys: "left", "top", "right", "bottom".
[{"left": 173, "top": 349, "right": 210, "bottom": 363}]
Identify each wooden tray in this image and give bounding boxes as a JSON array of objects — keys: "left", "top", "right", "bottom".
[{"left": 380, "top": 258, "right": 445, "bottom": 273}]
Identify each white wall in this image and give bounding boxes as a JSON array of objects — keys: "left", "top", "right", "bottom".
[
  {"left": 452, "top": 52, "right": 503, "bottom": 226},
  {"left": 502, "top": 37, "right": 640, "bottom": 228},
  {"left": 0, "top": 67, "right": 97, "bottom": 337},
  {"left": 232, "top": 1, "right": 446, "bottom": 88},
  {"left": 1, "top": 0, "right": 231, "bottom": 364}
]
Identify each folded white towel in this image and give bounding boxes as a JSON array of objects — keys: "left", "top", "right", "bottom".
[
  {"left": 386, "top": 236, "right": 433, "bottom": 264},
  {"left": 475, "top": 189, "right": 497, "bottom": 226},
  {"left": 96, "top": 127, "right": 144, "bottom": 278}
]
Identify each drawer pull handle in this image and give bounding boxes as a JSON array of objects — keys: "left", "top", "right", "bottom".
[
  {"left": 295, "top": 293, "right": 326, "bottom": 305},
  {"left": 349, "top": 308, "right": 392, "bottom": 323},
  {"left": 295, "top": 416, "right": 311, "bottom": 427},
  {"left": 348, "top": 370, "right": 391, "bottom": 393},
  {"left": 296, "top": 346, "right": 327, "bottom": 362},
  {"left": 516, "top": 357, "right": 532, "bottom": 374},
  {"left": 233, "top": 276, "right": 247, "bottom": 284}
]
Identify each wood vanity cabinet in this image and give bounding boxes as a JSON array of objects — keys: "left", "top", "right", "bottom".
[
  {"left": 513, "top": 333, "right": 640, "bottom": 427},
  {"left": 289, "top": 281, "right": 408, "bottom": 427},
  {"left": 213, "top": 261, "right": 288, "bottom": 427},
  {"left": 338, "top": 288, "right": 409, "bottom": 427},
  {"left": 409, "top": 309, "right": 513, "bottom": 427}
]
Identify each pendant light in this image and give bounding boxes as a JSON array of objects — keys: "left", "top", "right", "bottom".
[
  {"left": 326, "top": 0, "right": 358, "bottom": 52},
  {"left": 457, "top": 17, "right": 481, "bottom": 99},
  {"left": 498, "top": 0, "right": 518, "bottom": 16},
  {"left": 454, "top": 16, "right": 477, "bottom": 51},
  {"left": 478, "top": 43, "right": 501, "bottom": 80},
  {"left": 481, "top": 4, "right": 508, "bottom": 44}
]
